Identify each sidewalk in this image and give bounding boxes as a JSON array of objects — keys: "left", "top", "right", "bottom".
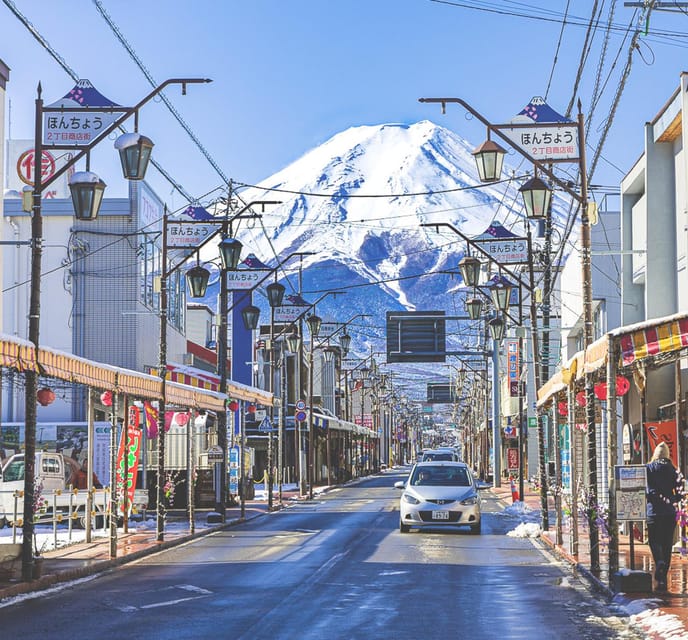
[
  {"left": 491, "top": 481, "right": 688, "bottom": 638},
  {"left": 2, "top": 477, "right": 688, "bottom": 637},
  {"left": 0, "top": 494, "right": 293, "bottom": 602}
]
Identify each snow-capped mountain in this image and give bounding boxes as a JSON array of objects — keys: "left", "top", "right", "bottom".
[{"left": 199, "top": 120, "right": 570, "bottom": 375}]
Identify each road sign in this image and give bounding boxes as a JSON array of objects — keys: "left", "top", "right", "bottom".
[
  {"left": 295, "top": 400, "right": 306, "bottom": 411},
  {"left": 207, "top": 445, "right": 223, "bottom": 462},
  {"left": 258, "top": 416, "right": 273, "bottom": 432},
  {"left": 295, "top": 410, "right": 307, "bottom": 422}
]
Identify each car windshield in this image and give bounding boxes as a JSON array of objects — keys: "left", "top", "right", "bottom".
[
  {"left": 2, "top": 459, "right": 24, "bottom": 482},
  {"left": 422, "top": 452, "right": 453, "bottom": 461},
  {"left": 411, "top": 466, "right": 471, "bottom": 487}
]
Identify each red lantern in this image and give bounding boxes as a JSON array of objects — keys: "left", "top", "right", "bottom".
[
  {"left": 575, "top": 391, "right": 587, "bottom": 407},
  {"left": 247, "top": 404, "right": 256, "bottom": 413},
  {"left": 616, "top": 375, "right": 630, "bottom": 396},
  {"left": 557, "top": 401, "right": 568, "bottom": 416},
  {"left": 175, "top": 412, "right": 189, "bottom": 426},
  {"left": 37, "top": 387, "right": 55, "bottom": 406},
  {"left": 100, "top": 390, "right": 113, "bottom": 406},
  {"left": 228, "top": 400, "right": 239, "bottom": 412},
  {"left": 594, "top": 381, "right": 607, "bottom": 401}
]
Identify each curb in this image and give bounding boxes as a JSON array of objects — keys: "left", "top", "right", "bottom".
[{"left": 537, "top": 530, "right": 614, "bottom": 599}]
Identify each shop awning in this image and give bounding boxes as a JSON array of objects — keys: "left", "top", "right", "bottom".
[
  {"left": 0, "top": 334, "right": 272, "bottom": 412},
  {"left": 537, "top": 311, "right": 688, "bottom": 406}
]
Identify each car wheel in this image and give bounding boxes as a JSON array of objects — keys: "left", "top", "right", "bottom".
[
  {"left": 399, "top": 520, "right": 411, "bottom": 533},
  {"left": 469, "top": 520, "right": 481, "bottom": 535}
]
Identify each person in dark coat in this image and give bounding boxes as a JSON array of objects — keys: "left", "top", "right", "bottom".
[{"left": 646, "top": 442, "right": 684, "bottom": 591}]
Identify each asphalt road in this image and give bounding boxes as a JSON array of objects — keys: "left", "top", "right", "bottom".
[{"left": 0, "top": 469, "right": 642, "bottom": 639}]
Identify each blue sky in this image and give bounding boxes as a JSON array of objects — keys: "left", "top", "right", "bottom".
[{"left": 1, "top": 1, "right": 686, "bottom": 209}]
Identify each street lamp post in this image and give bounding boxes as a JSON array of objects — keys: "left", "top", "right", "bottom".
[
  {"left": 22, "top": 77, "right": 210, "bottom": 580},
  {"left": 306, "top": 313, "right": 322, "bottom": 499},
  {"left": 419, "top": 95, "right": 597, "bottom": 569},
  {"left": 161, "top": 199, "right": 279, "bottom": 537}
]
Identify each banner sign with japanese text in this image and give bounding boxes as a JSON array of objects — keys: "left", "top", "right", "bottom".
[
  {"left": 165, "top": 221, "right": 216, "bottom": 248},
  {"left": 116, "top": 405, "right": 143, "bottom": 516}
]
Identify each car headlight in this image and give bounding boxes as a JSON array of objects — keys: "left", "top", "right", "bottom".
[
  {"left": 460, "top": 496, "right": 478, "bottom": 505},
  {"left": 402, "top": 493, "right": 420, "bottom": 505}
]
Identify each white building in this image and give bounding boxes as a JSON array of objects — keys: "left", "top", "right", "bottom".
[
  {"left": 2, "top": 182, "right": 187, "bottom": 423},
  {"left": 620, "top": 71, "right": 688, "bottom": 425}
]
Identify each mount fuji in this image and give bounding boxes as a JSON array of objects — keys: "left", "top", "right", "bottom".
[{"left": 197, "top": 119, "right": 570, "bottom": 378}]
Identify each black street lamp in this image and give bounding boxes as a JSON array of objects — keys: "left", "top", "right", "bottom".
[
  {"left": 286, "top": 330, "right": 301, "bottom": 355},
  {"left": 186, "top": 262, "right": 211, "bottom": 299},
  {"left": 472, "top": 138, "right": 507, "bottom": 183},
  {"left": 339, "top": 332, "right": 352, "bottom": 354},
  {"left": 465, "top": 297, "right": 483, "bottom": 320},
  {"left": 241, "top": 304, "right": 261, "bottom": 331},
  {"left": 459, "top": 254, "right": 481, "bottom": 288},
  {"left": 22, "top": 77, "right": 210, "bottom": 580},
  {"left": 114, "top": 132, "right": 154, "bottom": 180},
  {"left": 419, "top": 94, "right": 597, "bottom": 570},
  {"left": 68, "top": 171, "right": 107, "bottom": 220},
  {"left": 219, "top": 236, "right": 243, "bottom": 270},
  {"left": 488, "top": 315, "right": 507, "bottom": 343},
  {"left": 306, "top": 313, "right": 322, "bottom": 499},
  {"left": 488, "top": 275, "right": 514, "bottom": 313},
  {"left": 519, "top": 175, "right": 553, "bottom": 220},
  {"left": 163, "top": 198, "right": 280, "bottom": 533}
]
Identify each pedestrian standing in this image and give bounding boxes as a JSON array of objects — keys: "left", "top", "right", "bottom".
[{"left": 646, "top": 442, "right": 684, "bottom": 591}]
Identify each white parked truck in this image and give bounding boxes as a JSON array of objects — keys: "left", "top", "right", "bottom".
[{"left": 0, "top": 452, "right": 148, "bottom": 528}]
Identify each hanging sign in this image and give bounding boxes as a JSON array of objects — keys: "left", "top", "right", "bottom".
[
  {"left": 42, "top": 80, "right": 124, "bottom": 146},
  {"left": 165, "top": 221, "right": 216, "bottom": 248}
]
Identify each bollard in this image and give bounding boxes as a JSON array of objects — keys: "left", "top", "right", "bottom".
[{"left": 510, "top": 477, "right": 519, "bottom": 503}]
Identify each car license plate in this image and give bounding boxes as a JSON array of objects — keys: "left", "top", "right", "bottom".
[{"left": 432, "top": 511, "right": 449, "bottom": 520}]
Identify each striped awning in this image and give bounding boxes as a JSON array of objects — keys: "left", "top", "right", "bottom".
[
  {"left": 0, "top": 334, "right": 276, "bottom": 412},
  {"left": 614, "top": 313, "right": 688, "bottom": 367}
]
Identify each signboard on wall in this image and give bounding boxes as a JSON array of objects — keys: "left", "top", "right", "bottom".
[
  {"left": 7, "top": 139, "right": 72, "bottom": 198},
  {"left": 645, "top": 420, "right": 678, "bottom": 466}
]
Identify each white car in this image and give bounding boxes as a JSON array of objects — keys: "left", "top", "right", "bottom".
[{"left": 395, "top": 461, "right": 481, "bottom": 534}]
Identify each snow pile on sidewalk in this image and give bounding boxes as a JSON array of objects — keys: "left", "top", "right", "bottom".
[
  {"left": 621, "top": 600, "right": 688, "bottom": 639},
  {"left": 506, "top": 522, "right": 543, "bottom": 538},
  {"left": 499, "top": 500, "right": 543, "bottom": 537}
]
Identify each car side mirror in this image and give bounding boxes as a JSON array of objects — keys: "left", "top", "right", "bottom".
[{"left": 394, "top": 481, "right": 405, "bottom": 489}]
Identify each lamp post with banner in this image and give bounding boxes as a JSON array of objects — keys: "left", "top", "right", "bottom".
[
  {"left": 419, "top": 94, "right": 598, "bottom": 571},
  {"left": 159, "top": 198, "right": 281, "bottom": 536},
  {"left": 21, "top": 77, "right": 210, "bottom": 580}
]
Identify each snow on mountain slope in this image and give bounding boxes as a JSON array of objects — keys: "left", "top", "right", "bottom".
[{"left": 197, "top": 120, "right": 571, "bottom": 368}]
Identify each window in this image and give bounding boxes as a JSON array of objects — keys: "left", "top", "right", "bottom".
[
  {"left": 138, "top": 235, "right": 185, "bottom": 332},
  {"left": 3, "top": 460, "right": 24, "bottom": 482},
  {"left": 139, "top": 236, "right": 161, "bottom": 310}
]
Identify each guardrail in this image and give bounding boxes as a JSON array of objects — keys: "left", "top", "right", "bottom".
[{"left": 1, "top": 487, "right": 112, "bottom": 547}]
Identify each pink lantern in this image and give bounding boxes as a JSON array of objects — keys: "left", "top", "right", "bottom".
[
  {"left": 575, "top": 391, "right": 587, "bottom": 407},
  {"left": 37, "top": 387, "right": 55, "bottom": 406},
  {"left": 100, "top": 390, "right": 113, "bottom": 406},
  {"left": 594, "top": 381, "right": 608, "bottom": 401},
  {"left": 175, "top": 412, "right": 189, "bottom": 426},
  {"left": 557, "top": 401, "right": 568, "bottom": 416}
]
